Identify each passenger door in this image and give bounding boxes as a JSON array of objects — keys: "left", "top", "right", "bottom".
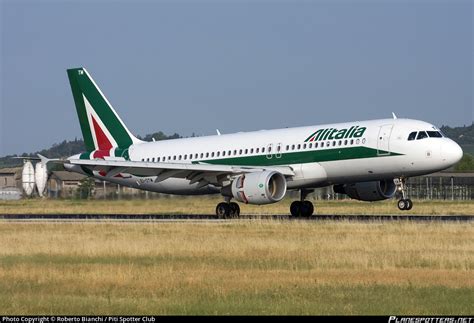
[{"left": 377, "top": 124, "right": 393, "bottom": 155}]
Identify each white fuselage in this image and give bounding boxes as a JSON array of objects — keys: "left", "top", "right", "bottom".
[{"left": 69, "top": 118, "right": 463, "bottom": 195}]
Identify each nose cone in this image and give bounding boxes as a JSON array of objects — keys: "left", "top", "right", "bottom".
[{"left": 441, "top": 140, "right": 463, "bottom": 166}]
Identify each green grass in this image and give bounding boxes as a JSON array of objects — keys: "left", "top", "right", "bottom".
[
  {"left": 0, "top": 221, "right": 472, "bottom": 315},
  {"left": 0, "top": 284, "right": 470, "bottom": 315}
]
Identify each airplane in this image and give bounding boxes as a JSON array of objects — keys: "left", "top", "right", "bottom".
[{"left": 55, "top": 67, "right": 463, "bottom": 217}]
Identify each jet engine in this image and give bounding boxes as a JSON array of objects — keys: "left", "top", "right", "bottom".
[
  {"left": 226, "top": 171, "right": 287, "bottom": 205},
  {"left": 333, "top": 179, "right": 396, "bottom": 201}
]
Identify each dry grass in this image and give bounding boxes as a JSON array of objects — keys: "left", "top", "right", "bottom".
[
  {"left": 0, "top": 221, "right": 472, "bottom": 314},
  {"left": 1, "top": 197, "right": 473, "bottom": 215}
]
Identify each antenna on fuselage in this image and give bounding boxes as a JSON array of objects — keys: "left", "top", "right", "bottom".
[{"left": 392, "top": 112, "right": 398, "bottom": 120}]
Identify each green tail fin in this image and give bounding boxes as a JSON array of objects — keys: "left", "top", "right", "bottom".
[{"left": 67, "top": 67, "right": 142, "bottom": 152}]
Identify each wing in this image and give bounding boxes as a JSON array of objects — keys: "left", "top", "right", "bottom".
[{"left": 68, "top": 158, "right": 295, "bottom": 188}]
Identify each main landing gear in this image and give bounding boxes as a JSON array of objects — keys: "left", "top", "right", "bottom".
[
  {"left": 290, "top": 189, "right": 314, "bottom": 217},
  {"left": 395, "top": 178, "right": 413, "bottom": 211},
  {"left": 215, "top": 200, "right": 240, "bottom": 218}
]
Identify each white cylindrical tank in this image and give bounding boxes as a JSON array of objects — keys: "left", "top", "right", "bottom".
[
  {"left": 22, "top": 161, "right": 36, "bottom": 197},
  {"left": 35, "top": 162, "right": 48, "bottom": 197}
]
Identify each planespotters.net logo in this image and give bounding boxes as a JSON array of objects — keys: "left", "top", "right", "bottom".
[{"left": 389, "top": 317, "right": 473, "bottom": 323}]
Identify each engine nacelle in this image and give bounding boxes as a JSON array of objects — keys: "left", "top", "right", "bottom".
[
  {"left": 333, "top": 179, "right": 396, "bottom": 201},
  {"left": 229, "top": 171, "right": 287, "bottom": 205}
]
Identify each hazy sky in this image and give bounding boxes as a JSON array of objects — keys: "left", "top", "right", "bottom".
[{"left": 1, "top": 0, "right": 472, "bottom": 156}]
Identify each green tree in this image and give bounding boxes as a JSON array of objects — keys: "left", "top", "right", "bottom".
[
  {"left": 454, "top": 153, "right": 474, "bottom": 171},
  {"left": 76, "top": 177, "right": 95, "bottom": 199}
]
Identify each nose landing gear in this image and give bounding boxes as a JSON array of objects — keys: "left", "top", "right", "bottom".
[{"left": 395, "top": 178, "right": 413, "bottom": 211}]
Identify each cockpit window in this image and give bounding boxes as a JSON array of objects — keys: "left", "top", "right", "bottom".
[
  {"left": 416, "top": 131, "right": 428, "bottom": 140},
  {"left": 407, "top": 132, "right": 417, "bottom": 141},
  {"left": 427, "top": 131, "right": 442, "bottom": 138}
]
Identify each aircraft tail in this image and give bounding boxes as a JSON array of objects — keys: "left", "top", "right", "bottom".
[{"left": 67, "top": 67, "right": 142, "bottom": 153}]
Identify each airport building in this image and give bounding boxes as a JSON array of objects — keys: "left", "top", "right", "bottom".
[{"left": 0, "top": 167, "right": 22, "bottom": 200}]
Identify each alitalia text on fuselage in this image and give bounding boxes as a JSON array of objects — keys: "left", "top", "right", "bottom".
[{"left": 305, "top": 126, "right": 366, "bottom": 142}]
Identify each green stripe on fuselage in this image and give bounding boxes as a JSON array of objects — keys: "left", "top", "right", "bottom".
[{"left": 193, "top": 146, "right": 403, "bottom": 167}]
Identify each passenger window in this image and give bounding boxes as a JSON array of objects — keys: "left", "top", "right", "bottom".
[
  {"left": 157, "top": 157, "right": 160, "bottom": 162},
  {"left": 321, "top": 142, "right": 324, "bottom": 148},
  {"left": 297, "top": 144, "right": 301, "bottom": 150},
  {"left": 200, "top": 153, "right": 204, "bottom": 158},
  {"left": 234, "top": 150, "right": 237, "bottom": 156},
  {"left": 222, "top": 151, "right": 226, "bottom": 157},
  {"left": 303, "top": 144, "right": 306, "bottom": 149},
  {"left": 228, "top": 150, "right": 231, "bottom": 156},
  {"left": 417, "top": 131, "right": 428, "bottom": 140},
  {"left": 309, "top": 143, "right": 312, "bottom": 149},
  {"left": 211, "top": 152, "right": 214, "bottom": 157},
  {"left": 206, "top": 153, "right": 209, "bottom": 158},
  {"left": 173, "top": 156, "right": 176, "bottom": 161},
  {"left": 427, "top": 131, "right": 442, "bottom": 138},
  {"left": 245, "top": 149, "right": 248, "bottom": 154},
  {"left": 350, "top": 139, "right": 354, "bottom": 145},
  {"left": 286, "top": 145, "right": 289, "bottom": 151},
  {"left": 332, "top": 141, "right": 336, "bottom": 147},
  {"left": 256, "top": 148, "right": 259, "bottom": 153},
  {"left": 250, "top": 148, "right": 254, "bottom": 154},
  {"left": 344, "top": 140, "right": 348, "bottom": 145},
  {"left": 407, "top": 132, "right": 417, "bottom": 141},
  {"left": 262, "top": 147, "right": 265, "bottom": 153},
  {"left": 178, "top": 155, "right": 182, "bottom": 160},
  {"left": 338, "top": 140, "right": 342, "bottom": 146},
  {"left": 291, "top": 145, "right": 295, "bottom": 150},
  {"left": 315, "top": 143, "right": 318, "bottom": 148}
]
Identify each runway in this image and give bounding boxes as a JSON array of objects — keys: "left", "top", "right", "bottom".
[{"left": 0, "top": 213, "right": 472, "bottom": 222}]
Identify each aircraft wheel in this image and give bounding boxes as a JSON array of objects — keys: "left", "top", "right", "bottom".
[
  {"left": 301, "top": 201, "right": 314, "bottom": 217},
  {"left": 398, "top": 199, "right": 413, "bottom": 211},
  {"left": 290, "top": 201, "right": 302, "bottom": 217},
  {"left": 216, "top": 202, "right": 230, "bottom": 218},
  {"left": 397, "top": 199, "right": 406, "bottom": 211},
  {"left": 229, "top": 202, "right": 240, "bottom": 217}
]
